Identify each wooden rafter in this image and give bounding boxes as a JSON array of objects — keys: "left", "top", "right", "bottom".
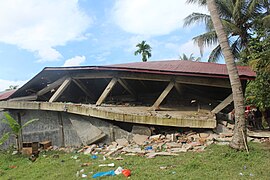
[
  {"left": 37, "top": 76, "right": 68, "bottom": 96},
  {"left": 118, "top": 78, "right": 137, "bottom": 98},
  {"left": 73, "top": 71, "right": 230, "bottom": 88},
  {"left": 211, "top": 93, "right": 233, "bottom": 114},
  {"left": 150, "top": 81, "right": 175, "bottom": 111},
  {"left": 72, "top": 79, "right": 96, "bottom": 100},
  {"left": 9, "top": 95, "right": 38, "bottom": 101},
  {"left": 49, "top": 78, "right": 71, "bottom": 102},
  {"left": 96, "top": 78, "right": 118, "bottom": 106},
  {"left": 174, "top": 83, "right": 184, "bottom": 96}
]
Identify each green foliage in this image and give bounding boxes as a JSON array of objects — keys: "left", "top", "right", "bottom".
[
  {"left": 0, "top": 133, "right": 10, "bottom": 146},
  {"left": 244, "top": 25, "right": 270, "bottom": 109},
  {"left": 185, "top": 0, "right": 269, "bottom": 62},
  {"left": 0, "top": 143, "right": 269, "bottom": 179},
  {"left": 0, "top": 112, "right": 38, "bottom": 146},
  {"left": 5, "top": 85, "right": 18, "bottom": 91},
  {"left": 134, "top": 41, "right": 152, "bottom": 62},
  {"left": 179, "top": 53, "right": 201, "bottom": 61}
]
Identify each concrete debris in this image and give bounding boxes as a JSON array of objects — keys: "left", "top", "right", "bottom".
[
  {"left": 131, "top": 125, "right": 152, "bottom": 136},
  {"left": 49, "top": 121, "right": 269, "bottom": 158},
  {"left": 132, "top": 134, "right": 148, "bottom": 145},
  {"left": 115, "top": 138, "right": 129, "bottom": 146}
]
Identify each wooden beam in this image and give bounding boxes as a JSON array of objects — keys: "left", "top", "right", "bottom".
[
  {"left": 37, "top": 76, "right": 68, "bottom": 96},
  {"left": 96, "top": 78, "right": 118, "bottom": 106},
  {"left": 118, "top": 79, "right": 137, "bottom": 98},
  {"left": 49, "top": 78, "right": 71, "bottom": 102},
  {"left": 74, "top": 71, "right": 230, "bottom": 88},
  {"left": 174, "top": 83, "right": 184, "bottom": 96},
  {"left": 150, "top": 81, "right": 175, "bottom": 111},
  {"left": 9, "top": 95, "right": 37, "bottom": 101},
  {"left": 72, "top": 79, "right": 96, "bottom": 100},
  {"left": 72, "top": 71, "right": 115, "bottom": 80},
  {"left": 211, "top": 93, "right": 233, "bottom": 114}
]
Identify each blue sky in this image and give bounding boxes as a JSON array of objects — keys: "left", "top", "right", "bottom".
[{"left": 0, "top": 0, "right": 215, "bottom": 91}]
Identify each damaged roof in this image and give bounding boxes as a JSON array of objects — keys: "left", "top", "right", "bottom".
[
  {"left": 0, "top": 90, "right": 17, "bottom": 101},
  {"left": 44, "top": 60, "right": 255, "bottom": 79},
  {"left": 5, "top": 60, "right": 256, "bottom": 100}
]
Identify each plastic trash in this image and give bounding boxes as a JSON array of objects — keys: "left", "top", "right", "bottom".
[
  {"left": 80, "top": 169, "right": 84, "bottom": 173},
  {"left": 76, "top": 171, "right": 79, "bottom": 177},
  {"left": 91, "top": 155, "right": 98, "bottom": 159},
  {"left": 71, "top": 155, "right": 79, "bottom": 160},
  {"left": 122, "top": 169, "right": 131, "bottom": 177},
  {"left": 114, "top": 166, "right": 123, "bottom": 175},
  {"left": 82, "top": 174, "right": 87, "bottom": 178},
  {"left": 92, "top": 170, "right": 116, "bottom": 178},
  {"left": 99, "top": 163, "right": 115, "bottom": 167},
  {"left": 145, "top": 146, "right": 153, "bottom": 150}
]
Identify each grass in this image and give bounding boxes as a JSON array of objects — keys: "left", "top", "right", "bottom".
[{"left": 0, "top": 142, "right": 270, "bottom": 180}]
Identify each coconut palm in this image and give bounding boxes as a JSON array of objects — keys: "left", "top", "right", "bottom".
[
  {"left": 134, "top": 41, "right": 152, "bottom": 62},
  {"left": 179, "top": 53, "right": 201, "bottom": 61},
  {"left": 185, "top": 0, "right": 267, "bottom": 63},
  {"left": 207, "top": 0, "right": 246, "bottom": 150}
]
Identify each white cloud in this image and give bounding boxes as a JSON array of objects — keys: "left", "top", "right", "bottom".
[
  {"left": 112, "top": 0, "right": 207, "bottom": 36},
  {"left": 178, "top": 40, "right": 215, "bottom": 60},
  {"left": 63, "top": 56, "right": 86, "bottom": 67},
  {"left": 0, "top": 0, "right": 92, "bottom": 62},
  {"left": 0, "top": 79, "right": 27, "bottom": 92}
]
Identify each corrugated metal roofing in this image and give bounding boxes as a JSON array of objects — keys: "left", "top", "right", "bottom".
[
  {"left": 106, "top": 60, "right": 256, "bottom": 78},
  {"left": 44, "top": 60, "right": 255, "bottom": 79},
  {"left": 0, "top": 90, "right": 16, "bottom": 100}
]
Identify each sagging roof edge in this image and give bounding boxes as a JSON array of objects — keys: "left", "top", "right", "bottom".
[{"left": 43, "top": 66, "right": 255, "bottom": 80}]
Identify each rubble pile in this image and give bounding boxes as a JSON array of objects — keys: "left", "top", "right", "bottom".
[{"left": 77, "top": 121, "right": 269, "bottom": 158}]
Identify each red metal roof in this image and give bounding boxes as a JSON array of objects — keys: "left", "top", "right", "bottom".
[
  {"left": 0, "top": 90, "right": 16, "bottom": 101},
  {"left": 106, "top": 60, "right": 255, "bottom": 79}
]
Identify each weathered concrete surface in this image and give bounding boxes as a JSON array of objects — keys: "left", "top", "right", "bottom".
[
  {"left": 70, "top": 118, "right": 106, "bottom": 145},
  {"left": 131, "top": 125, "right": 152, "bottom": 136},
  {"left": 0, "top": 110, "right": 16, "bottom": 149},
  {"left": 0, "top": 109, "right": 133, "bottom": 148},
  {"left": 0, "top": 101, "right": 216, "bottom": 128}
]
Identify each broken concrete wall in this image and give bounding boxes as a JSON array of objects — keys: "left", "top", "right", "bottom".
[{"left": 0, "top": 109, "right": 132, "bottom": 149}]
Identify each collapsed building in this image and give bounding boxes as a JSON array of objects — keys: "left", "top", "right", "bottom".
[{"left": 0, "top": 60, "right": 255, "bottom": 147}]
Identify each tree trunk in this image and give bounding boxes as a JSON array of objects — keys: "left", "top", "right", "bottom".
[{"left": 207, "top": 0, "right": 246, "bottom": 150}]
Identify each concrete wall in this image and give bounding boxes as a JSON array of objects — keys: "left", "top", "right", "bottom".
[
  {"left": 0, "top": 111, "right": 16, "bottom": 149},
  {"left": 0, "top": 109, "right": 131, "bottom": 149}
]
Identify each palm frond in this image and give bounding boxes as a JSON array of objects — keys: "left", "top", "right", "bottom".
[
  {"left": 186, "top": 0, "right": 206, "bottom": 6},
  {"left": 208, "top": 45, "right": 222, "bottom": 63},
  {"left": 193, "top": 31, "right": 218, "bottom": 56},
  {"left": 263, "top": 14, "right": 270, "bottom": 27},
  {"left": 183, "top": 13, "right": 211, "bottom": 27}
]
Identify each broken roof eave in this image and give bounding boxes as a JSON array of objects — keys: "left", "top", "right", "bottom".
[{"left": 43, "top": 66, "right": 255, "bottom": 80}]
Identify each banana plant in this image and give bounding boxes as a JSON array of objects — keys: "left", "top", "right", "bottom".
[{"left": 0, "top": 112, "right": 38, "bottom": 151}]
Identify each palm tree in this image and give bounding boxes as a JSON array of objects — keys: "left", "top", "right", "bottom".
[
  {"left": 5, "top": 85, "right": 18, "bottom": 91},
  {"left": 179, "top": 53, "right": 201, "bottom": 61},
  {"left": 207, "top": 0, "right": 246, "bottom": 150},
  {"left": 134, "top": 41, "right": 152, "bottom": 62},
  {"left": 185, "top": 0, "right": 267, "bottom": 63}
]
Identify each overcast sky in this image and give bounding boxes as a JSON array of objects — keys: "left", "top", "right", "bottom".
[{"left": 0, "top": 0, "right": 215, "bottom": 91}]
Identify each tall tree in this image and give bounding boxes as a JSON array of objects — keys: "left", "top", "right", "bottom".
[
  {"left": 134, "top": 41, "right": 152, "bottom": 62},
  {"left": 207, "top": 0, "right": 246, "bottom": 150},
  {"left": 185, "top": 0, "right": 267, "bottom": 63}
]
